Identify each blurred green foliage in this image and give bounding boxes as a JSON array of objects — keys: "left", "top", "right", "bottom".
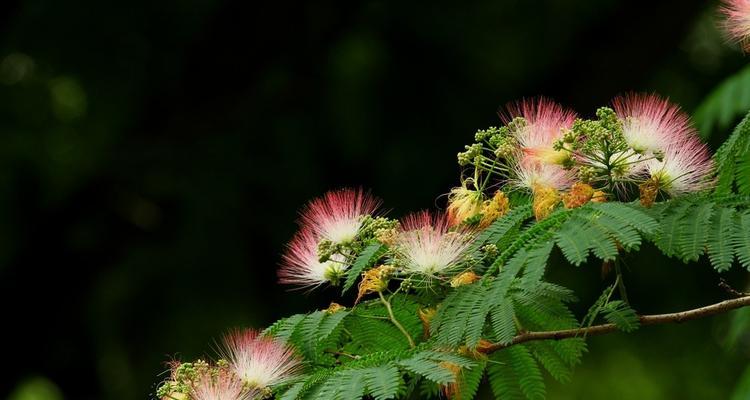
[{"left": 8, "top": 377, "right": 63, "bottom": 400}]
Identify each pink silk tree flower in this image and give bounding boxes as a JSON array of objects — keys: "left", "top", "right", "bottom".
[
  {"left": 279, "top": 228, "right": 349, "bottom": 288},
  {"left": 190, "top": 369, "right": 256, "bottom": 400},
  {"left": 222, "top": 329, "right": 301, "bottom": 390},
  {"left": 721, "top": 0, "right": 750, "bottom": 50},
  {"left": 512, "top": 158, "right": 575, "bottom": 192},
  {"left": 299, "top": 188, "right": 381, "bottom": 244},
  {"left": 501, "top": 98, "right": 577, "bottom": 166},
  {"left": 612, "top": 93, "right": 691, "bottom": 154},
  {"left": 395, "top": 211, "right": 473, "bottom": 276},
  {"left": 643, "top": 135, "right": 715, "bottom": 196}
]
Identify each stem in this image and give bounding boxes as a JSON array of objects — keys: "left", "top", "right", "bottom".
[
  {"left": 614, "top": 259, "right": 629, "bottom": 304},
  {"left": 481, "top": 295, "right": 750, "bottom": 353},
  {"left": 378, "top": 291, "right": 415, "bottom": 348}
]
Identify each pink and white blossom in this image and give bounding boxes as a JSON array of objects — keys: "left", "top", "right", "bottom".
[
  {"left": 643, "top": 136, "right": 715, "bottom": 196},
  {"left": 299, "top": 188, "right": 381, "bottom": 244},
  {"left": 395, "top": 211, "right": 473, "bottom": 275},
  {"left": 721, "top": 0, "right": 750, "bottom": 50},
  {"left": 279, "top": 228, "right": 348, "bottom": 288},
  {"left": 511, "top": 158, "right": 574, "bottom": 191},
  {"left": 612, "top": 93, "right": 690, "bottom": 154},
  {"left": 190, "top": 369, "right": 255, "bottom": 400},
  {"left": 222, "top": 329, "right": 301, "bottom": 389},
  {"left": 502, "top": 98, "right": 577, "bottom": 165}
]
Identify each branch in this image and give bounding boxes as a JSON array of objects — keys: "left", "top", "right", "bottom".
[{"left": 482, "top": 295, "right": 750, "bottom": 354}]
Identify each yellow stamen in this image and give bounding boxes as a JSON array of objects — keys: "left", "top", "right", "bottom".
[
  {"left": 532, "top": 184, "right": 560, "bottom": 221},
  {"left": 479, "top": 191, "right": 510, "bottom": 228},
  {"left": 324, "top": 302, "right": 346, "bottom": 314},
  {"left": 591, "top": 190, "right": 608, "bottom": 203},
  {"left": 355, "top": 265, "right": 394, "bottom": 304},
  {"left": 449, "top": 271, "right": 480, "bottom": 288},
  {"left": 562, "top": 182, "right": 594, "bottom": 209},
  {"left": 639, "top": 177, "right": 660, "bottom": 208},
  {"left": 447, "top": 186, "right": 484, "bottom": 226}
]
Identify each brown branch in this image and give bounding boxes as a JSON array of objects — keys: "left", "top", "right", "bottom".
[{"left": 481, "top": 295, "right": 750, "bottom": 354}]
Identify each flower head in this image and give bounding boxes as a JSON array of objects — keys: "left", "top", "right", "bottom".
[
  {"left": 222, "top": 329, "right": 301, "bottom": 389},
  {"left": 190, "top": 368, "right": 255, "bottom": 400},
  {"left": 300, "top": 188, "right": 381, "bottom": 244},
  {"left": 612, "top": 93, "right": 689, "bottom": 154},
  {"left": 721, "top": 0, "right": 750, "bottom": 50},
  {"left": 395, "top": 211, "right": 473, "bottom": 275},
  {"left": 279, "top": 229, "right": 348, "bottom": 288},
  {"left": 446, "top": 185, "right": 484, "bottom": 226},
  {"left": 502, "top": 98, "right": 576, "bottom": 165},
  {"left": 511, "top": 159, "right": 574, "bottom": 192},
  {"left": 643, "top": 136, "right": 715, "bottom": 197}
]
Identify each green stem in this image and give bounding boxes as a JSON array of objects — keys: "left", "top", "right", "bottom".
[
  {"left": 379, "top": 291, "right": 415, "bottom": 348},
  {"left": 614, "top": 259, "right": 629, "bottom": 304}
]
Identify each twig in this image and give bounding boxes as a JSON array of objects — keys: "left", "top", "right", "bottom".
[
  {"left": 324, "top": 349, "right": 361, "bottom": 360},
  {"left": 719, "top": 279, "right": 749, "bottom": 298},
  {"left": 481, "top": 295, "right": 750, "bottom": 354},
  {"left": 378, "top": 291, "right": 416, "bottom": 348}
]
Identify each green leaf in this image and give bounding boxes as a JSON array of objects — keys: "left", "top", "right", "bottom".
[
  {"left": 655, "top": 201, "right": 694, "bottom": 258},
  {"left": 677, "top": 201, "right": 714, "bottom": 262},
  {"left": 456, "top": 360, "right": 486, "bottom": 400},
  {"left": 264, "top": 313, "right": 305, "bottom": 341},
  {"left": 527, "top": 341, "right": 574, "bottom": 383},
  {"left": 519, "top": 241, "right": 554, "bottom": 288},
  {"left": 343, "top": 243, "right": 385, "bottom": 293},
  {"left": 469, "top": 204, "right": 533, "bottom": 253},
  {"left": 714, "top": 110, "right": 750, "bottom": 195},
  {"left": 602, "top": 300, "right": 640, "bottom": 332},
  {"left": 432, "top": 283, "right": 489, "bottom": 348},
  {"left": 488, "top": 346, "right": 545, "bottom": 400},
  {"left": 363, "top": 365, "right": 402, "bottom": 400},
  {"left": 693, "top": 64, "right": 750, "bottom": 139},
  {"left": 737, "top": 150, "right": 750, "bottom": 196},
  {"left": 554, "top": 216, "right": 593, "bottom": 266},
  {"left": 279, "top": 382, "right": 306, "bottom": 400},
  {"left": 733, "top": 211, "right": 750, "bottom": 270},
  {"left": 590, "top": 202, "right": 658, "bottom": 235},
  {"left": 490, "top": 298, "right": 517, "bottom": 345},
  {"left": 398, "top": 353, "right": 457, "bottom": 385},
  {"left": 707, "top": 207, "right": 736, "bottom": 272}
]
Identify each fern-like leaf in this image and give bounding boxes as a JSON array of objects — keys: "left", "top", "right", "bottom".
[
  {"left": 343, "top": 243, "right": 385, "bottom": 293},
  {"left": 363, "top": 364, "right": 402, "bottom": 400},
  {"left": 738, "top": 150, "right": 750, "bottom": 196},
  {"left": 490, "top": 298, "right": 517, "bottom": 345},
  {"left": 489, "top": 345, "right": 545, "bottom": 400},
  {"left": 733, "top": 211, "right": 750, "bottom": 270},
  {"left": 693, "top": 64, "right": 750, "bottom": 139},
  {"left": 526, "top": 341, "right": 574, "bottom": 383},
  {"left": 708, "top": 206, "right": 736, "bottom": 272},
  {"left": 602, "top": 300, "right": 640, "bottom": 332},
  {"left": 655, "top": 201, "right": 694, "bottom": 258},
  {"left": 469, "top": 204, "right": 533, "bottom": 253},
  {"left": 677, "top": 201, "right": 714, "bottom": 262},
  {"left": 715, "top": 110, "right": 750, "bottom": 194}
]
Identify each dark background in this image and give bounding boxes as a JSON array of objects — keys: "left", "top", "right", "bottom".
[{"left": 1, "top": 0, "right": 749, "bottom": 399}]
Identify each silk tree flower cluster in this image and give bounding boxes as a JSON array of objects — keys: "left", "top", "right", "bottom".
[
  {"left": 156, "top": 329, "right": 300, "bottom": 400},
  {"left": 156, "top": 93, "right": 724, "bottom": 400},
  {"left": 274, "top": 94, "right": 714, "bottom": 296},
  {"left": 277, "top": 188, "right": 501, "bottom": 294},
  {"left": 456, "top": 94, "right": 714, "bottom": 220}
]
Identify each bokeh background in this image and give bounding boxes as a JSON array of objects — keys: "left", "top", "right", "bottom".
[{"left": 2, "top": 0, "right": 750, "bottom": 399}]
